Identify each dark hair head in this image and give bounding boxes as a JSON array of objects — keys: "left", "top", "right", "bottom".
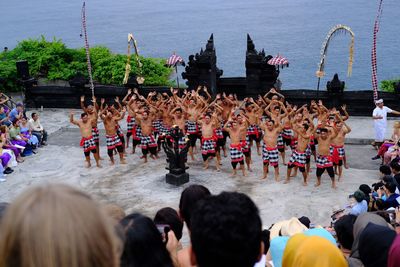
[
  {"left": 319, "top": 128, "right": 328, "bottom": 133},
  {"left": 153, "top": 207, "right": 183, "bottom": 241},
  {"left": 190, "top": 192, "right": 262, "bottom": 267},
  {"left": 379, "top": 165, "right": 392, "bottom": 175},
  {"left": 120, "top": 213, "right": 173, "bottom": 267},
  {"left": 298, "top": 216, "right": 311, "bottom": 228},
  {"left": 81, "top": 112, "right": 88, "bottom": 118},
  {"left": 31, "top": 112, "right": 37, "bottom": 118},
  {"left": 12, "top": 119, "right": 18, "bottom": 125},
  {"left": 384, "top": 182, "right": 397, "bottom": 194},
  {"left": 179, "top": 184, "right": 210, "bottom": 230},
  {"left": 382, "top": 175, "right": 394, "bottom": 184},
  {"left": 175, "top": 108, "right": 182, "bottom": 113},
  {"left": 261, "top": 229, "right": 270, "bottom": 254},
  {"left": 390, "top": 161, "right": 400, "bottom": 172},
  {"left": 334, "top": 214, "right": 357, "bottom": 250},
  {"left": 302, "top": 123, "right": 309, "bottom": 131},
  {"left": 359, "top": 184, "right": 372, "bottom": 196}
]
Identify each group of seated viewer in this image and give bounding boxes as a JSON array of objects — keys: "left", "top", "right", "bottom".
[{"left": 0, "top": 102, "right": 47, "bottom": 182}]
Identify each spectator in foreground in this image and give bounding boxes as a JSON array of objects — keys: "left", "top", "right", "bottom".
[
  {"left": 0, "top": 184, "right": 120, "bottom": 267},
  {"left": 333, "top": 214, "right": 357, "bottom": 258},
  {"left": 282, "top": 234, "right": 347, "bottom": 267},
  {"left": 28, "top": 112, "right": 48, "bottom": 146},
  {"left": 154, "top": 207, "right": 184, "bottom": 242},
  {"left": 348, "top": 213, "right": 390, "bottom": 267},
  {"left": 358, "top": 223, "right": 396, "bottom": 267},
  {"left": 119, "top": 213, "right": 178, "bottom": 267},
  {"left": 177, "top": 184, "right": 211, "bottom": 267},
  {"left": 349, "top": 190, "right": 368, "bottom": 216},
  {"left": 388, "top": 234, "right": 400, "bottom": 267},
  {"left": 190, "top": 192, "right": 262, "bottom": 267}
]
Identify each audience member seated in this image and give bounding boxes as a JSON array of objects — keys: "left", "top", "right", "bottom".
[
  {"left": 154, "top": 207, "right": 184, "bottom": 242},
  {"left": 190, "top": 192, "right": 262, "bottom": 267},
  {"left": 376, "top": 182, "right": 400, "bottom": 209},
  {"left": 358, "top": 222, "right": 396, "bottom": 267},
  {"left": 0, "top": 184, "right": 121, "bottom": 267},
  {"left": 20, "top": 116, "right": 39, "bottom": 149},
  {"left": 348, "top": 213, "right": 391, "bottom": 267},
  {"left": 358, "top": 184, "right": 372, "bottom": 206},
  {"left": 379, "top": 165, "right": 392, "bottom": 178},
  {"left": 28, "top": 112, "right": 48, "bottom": 146},
  {"left": 9, "top": 119, "right": 30, "bottom": 155},
  {"left": 333, "top": 214, "right": 357, "bottom": 258},
  {"left": 119, "top": 213, "right": 178, "bottom": 267},
  {"left": 372, "top": 121, "right": 400, "bottom": 163},
  {"left": 390, "top": 160, "right": 400, "bottom": 190},
  {"left": 0, "top": 106, "right": 11, "bottom": 127},
  {"left": 8, "top": 103, "right": 24, "bottom": 123},
  {"left": 0, "top": 125, "right": 24, "bottom": 163},
  {"left": 282, "top": 234, "right": 347, "bottom": 267},
  {"left": 177, "top": 184, "right": 211, "bottom": 267},
  {"left": 349, "top": 190, "right": 368, "bottom": 216}
]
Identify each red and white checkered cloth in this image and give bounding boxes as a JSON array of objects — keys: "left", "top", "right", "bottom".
[
  {"left": 166, "top": 53, "right": 184, "bottom": 67},
  {"left": 268, "top": 55, "right": 289, "bottom": 66}
]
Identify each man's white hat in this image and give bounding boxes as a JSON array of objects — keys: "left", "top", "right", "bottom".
[{"left": 375, "top": 99, "right": 384, "bottom": 104}]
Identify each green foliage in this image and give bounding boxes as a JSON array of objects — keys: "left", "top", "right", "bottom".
[
  {"left": 0, "top": 36, "right": 173, "bottom": 91},
  {"left": 380, "top": 78, "right": 400, "bottom": 93}
]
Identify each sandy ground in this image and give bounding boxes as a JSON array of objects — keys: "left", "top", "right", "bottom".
[{"left": 0, "top": 109, "right": 386, "bottom": 232}]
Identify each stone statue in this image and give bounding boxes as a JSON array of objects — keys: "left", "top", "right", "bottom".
[
  {"left": 182, "top": 34, "right": 223, "bottom": 95},
  {"left": 162, "top": 125, "right": 190, "bottom": 185},
  {"left": 326, "top": 73, "right": 345, "bottom": 93},
  {"left": 245, "top": 34, "right": 279, "bottom": 97}
]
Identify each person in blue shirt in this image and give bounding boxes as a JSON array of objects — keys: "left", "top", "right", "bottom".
[
  {"left": 9, "top": 103, "right": 24, "bottom": 122},
  {"left": 349, "top": 190, "right": 368, "bottom": 216},
  {"left": 377, "top": 182, "right": 400, "bottom": 209}
]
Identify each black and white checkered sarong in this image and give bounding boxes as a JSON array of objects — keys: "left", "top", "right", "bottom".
[
  {"left": 185, "top": 120, "right": 199, "bottom": 134},
  {"left": 141, "top": 135, "right": 157, "bottom": 149},
  {"left": 262, "top": 144, "right": 279, "bottom": 166},
  {"left": 106, "top": 135, "right": 122, "bottom": 150},
  {"left": 288, "top": 150, "right": 307, "bottom": 167},
  {"left": 230, "top": 144, "right": 244, "bottom": 162},
  {"left": 316, "top": 155, "right": 333, "bottom": 168},
  {"left": 201, "top": 138, "right": 216, "bottom": 155}
]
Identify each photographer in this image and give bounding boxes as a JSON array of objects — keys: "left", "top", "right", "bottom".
[{"left": 375, "top": 182, "right": 400, "bottom": 209}]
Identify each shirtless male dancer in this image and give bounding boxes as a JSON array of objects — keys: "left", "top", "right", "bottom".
[
  {"left": 183, "top": 94, "right": 203, "bottom": 160},
  {"left": 244, "top": 99, "right": 263, "bottom": 156},
  {"left": 331, "top": 114, "right": 351, "bottom": 180},
  {"left": 223, "top": 118, "right": 246, "bottom": 176},
  {"left": 237, "top": 113, "right": 252, "bottom": 171},
  {"left": 314, "top": 126, "right": 338, "bottom": 188},
  {"left": 259, "top": 118, "right": 283, "bottom": 181},
  {"left": 285, "top": 121, "right": 314, "bottom": 185},
  {"left": 80, "top": 95, "right": 101, "bottom": 158},
  {"left": 198, "top": 112, "right": 220, "bottom": 171},
  {"left": 70, "top": 111, "right": 100, "bottom": 168},
  {"left": 100, "top": 108, "right": 127, "bottom": 165},
  {"left": 135, "top": 109, "right": 158, "bottom": 163},
  {"left": 170, "top": 106, "right": 187, "bottom": 149}
]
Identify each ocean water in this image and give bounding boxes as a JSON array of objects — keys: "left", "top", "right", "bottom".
[{"left": 1, "top": 0, "right": 399, "bottom": 90}]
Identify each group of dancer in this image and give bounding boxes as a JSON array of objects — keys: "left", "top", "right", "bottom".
[{"left": 70, "top": 87, "right": 351, "bottom": 188}]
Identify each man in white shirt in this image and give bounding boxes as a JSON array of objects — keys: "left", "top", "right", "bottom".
[
  {"left": 372, "top": 99, "right": 400, "bottom": 147},
  {"left": 28, "top": 112, "right": 48, "bottom": 146}
]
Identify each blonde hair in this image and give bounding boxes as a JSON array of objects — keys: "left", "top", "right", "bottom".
[
  {"left": 0, "top": 184, "right": 120, "bottom": 267},
  {"left": 103, "top": 203, "right": 126, "bottom": 223},
  {"left": 394, "top": 121, "right": 400, "bottom": 129}
]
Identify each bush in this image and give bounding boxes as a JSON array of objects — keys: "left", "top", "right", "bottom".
[
  {"left": 0, "top": 36, "right": 173, "bottom": 91},
  {"left": 380, "top": 78, "right": 400, "bottom": 93}
]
